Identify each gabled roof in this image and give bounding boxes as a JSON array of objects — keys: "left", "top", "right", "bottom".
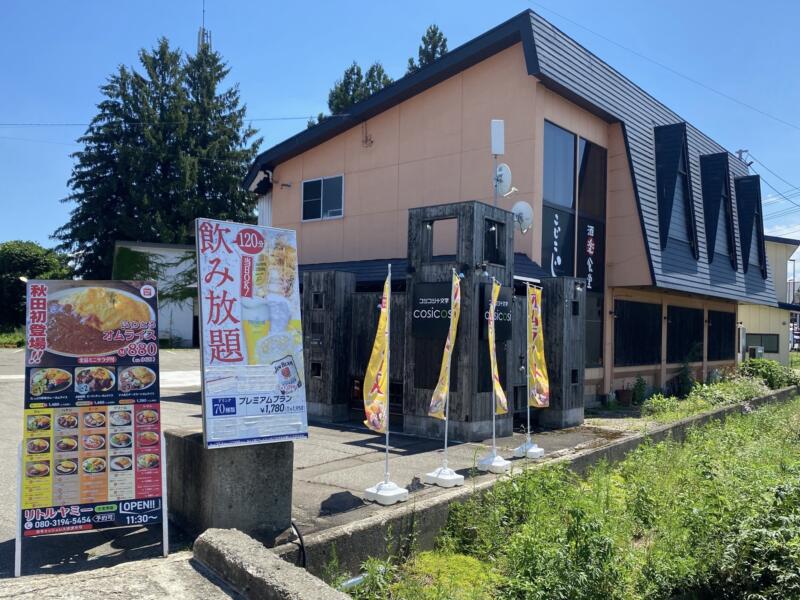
[{"left": 245, "top": 9, "right": 776, "bottom": 306}]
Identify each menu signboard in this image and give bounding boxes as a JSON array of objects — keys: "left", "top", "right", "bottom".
[
  {"left": 195, "top": 218, "right": 308, "bottom": 449},
  {"left": 21, "top": 280, "right": 163, "bottom": 538}
]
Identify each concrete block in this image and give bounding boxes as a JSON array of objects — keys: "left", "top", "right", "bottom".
[
  {"left": 538, "top": 406, "right": 584, "bottom": 429},
  {"left": 194, "top": 528, "right": 349, "bottom": 600},
  {"left": 306, "top": 401, "right": 350, "bottom": 423},
  {"left": 166, "top": 428, "right": 293, "bottom": 543}
]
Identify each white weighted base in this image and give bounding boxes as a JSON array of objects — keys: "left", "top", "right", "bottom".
[
  {"left": 422, "top": 466, "right": 464, "bottom": 488},
  {"left": 364, "top": 481, "right": 409, "bottom": 505},
  {"left": 513, "top": 439, "right": 545, "bottom": 459},
  {"left": 476, "top": 452, "right": 511, "bottom": 474}
]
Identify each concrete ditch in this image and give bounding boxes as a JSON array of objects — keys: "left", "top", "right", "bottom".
[{"left": 271, "top": 385, "right": 799, "bottom": 579}]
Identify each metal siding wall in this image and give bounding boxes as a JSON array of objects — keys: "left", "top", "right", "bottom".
[{"left": 529, "top": 13, "right": 776, "bottom": 306}]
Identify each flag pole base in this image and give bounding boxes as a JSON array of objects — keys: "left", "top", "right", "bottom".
[
  {"left": 513, "top": 439, "right": 545, "bottom": 459},
  {"left": 364, "top": 481, "right": 409, "bottom": 505},
  {"left": 476, "top": 452, "right": 510, "bottom": 474},
  {"left": 422, "top": 466, "right": 464, "bottom": 488}
]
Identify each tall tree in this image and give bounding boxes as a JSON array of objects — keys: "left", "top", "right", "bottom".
[
  {"left": 309, "top": 60, "right": 393, "bottom": 127},
  {"left": 54, "top": 38, "right": 261, "bottom": 278},
  {"left": 407, "top": 25, "right": 448, "bottom": 74}
]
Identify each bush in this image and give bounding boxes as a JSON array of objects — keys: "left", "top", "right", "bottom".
[
  {"left": 738, "top": 358, "right": 800, "bottom": 390},
  {"left": 641, "top": 377, "right": 769, "bottom": 420},
  {"left": 0, "top": 240, "right": 71, "bottom": 327}
]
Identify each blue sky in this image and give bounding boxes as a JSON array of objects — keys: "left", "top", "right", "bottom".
[{"left": 1, "top": 0, "right": 799, "bottom": 256}]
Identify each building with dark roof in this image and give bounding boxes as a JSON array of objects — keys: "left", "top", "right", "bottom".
[{"left": 245, "top": 10, "right": 784, "bottom": 400}]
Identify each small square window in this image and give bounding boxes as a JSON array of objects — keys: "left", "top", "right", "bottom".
[
  {"left": 312, "top": 292, "right": 325, "bottom": 310},
  {"left": 311, "top": 321, "right": 324, "bottom": 336},
  {"left": 310, "top": 362, "right": 322, "bottom": 378},
  {"left": 302, "top": 176, "right": 343, "bottom": 221}
]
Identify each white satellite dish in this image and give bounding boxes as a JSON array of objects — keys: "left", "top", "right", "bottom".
[
  {"left": 512, "top": 200, "right": 534, "bottom": 234},
  {"left": 495, "top": 163, "right": 512, "bottom": 196}
]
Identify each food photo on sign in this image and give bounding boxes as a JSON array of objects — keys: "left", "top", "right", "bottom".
[
  {"left": 195, "top": 218, "right": 308, "bottom": 449},
  {"left": 18, "top": 280, "right": 165, "bottom": 561}
]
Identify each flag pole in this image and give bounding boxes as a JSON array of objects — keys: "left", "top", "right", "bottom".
[
  {"left": 478, "top": 276, "right": 509, "bottom": 473},
  {"left": 364, "top": 263, "right": 408, "bottom": 504},
  {"left": 384, "top": 263, "right": 391, "bottom": 485},
  {"left": 514, "top": 282, "right": 544, "bottom": 459},
  {"left": 423, "top": 269, "right": 464, "bottom": 487}
]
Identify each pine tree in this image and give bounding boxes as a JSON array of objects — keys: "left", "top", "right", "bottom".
[
  {"left": 54, "top": 38, "right": 260, "bottom": 279},
  {"left": 309, "top": 61, "right": 394, "bottom": 127},
  {"left": 407, "top": 25, "right": 448, "bottom": 74}
]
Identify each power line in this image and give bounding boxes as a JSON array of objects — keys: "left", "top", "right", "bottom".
[
  {"left": 0, "top": 115, "right": 344, "bottom": 128},
  {"left": 528, "top": 1, "right": 800, "bottom": 132},
  {"left": 747, "top": 152, "right": 800, "bottom": 193}
]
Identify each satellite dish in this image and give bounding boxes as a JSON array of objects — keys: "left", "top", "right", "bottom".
[
  {"left": 512, "top": 201, "right": 534, "bottom": 234},
  {"left": 495, "top": 163, "right": 512, "bottom": 196}
]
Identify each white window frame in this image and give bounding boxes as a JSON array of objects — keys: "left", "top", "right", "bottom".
[{"left": 301, "top": 174, "right": 345, "bottom": 222}]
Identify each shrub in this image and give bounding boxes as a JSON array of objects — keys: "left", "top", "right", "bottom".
[
  {"left": 738, "top": 358, "right": 800, "bottom": 390},
  {"left": 389, "top": 552, "right": 503, "bottom": 600},
  {"left": 641, "top": 393, "right": 679, "bottom": 416},
  {"left": 632, "top": 376, "right": 647, "bottom": 406}
]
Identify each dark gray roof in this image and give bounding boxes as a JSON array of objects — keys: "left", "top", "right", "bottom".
[
  {"left": 246, "top": 10, "right": 776, "bottom": 306},
  {"left": 764, "top": 235, "right": 800, "bottom": 247},
  {"left": 300, "top": 253, "right": 549, "bottom": 284}
]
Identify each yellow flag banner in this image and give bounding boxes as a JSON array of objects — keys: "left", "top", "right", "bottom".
[
  {"left": 488, "top": 279, "right": 508, "bottom": 414},
  {"left": 527, "top": 286, "right": 550, "bottom": 407},
  {"left": 364, "top": 274, "right": 390, "bottom": 432},
  {"left": 428, "top": 272, "right": 461, "bottom": 419}
]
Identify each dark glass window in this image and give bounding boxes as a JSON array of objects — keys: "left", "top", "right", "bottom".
[
  {"left": 707, "top": 310, "right": 735, "bottom": 361},
  {"left": 667, "top": 305, "right": 704, "bottom": 363},
  {"left": 303, "top": 176, "right": 343, "bottom": 221},
  {"left": 655, "top": 124, "right": 697, "bottom": 257},
  {"left": 585, "top": 291, "right": 604, "bottom": 368},
  {"left": 746, "top": 333, "right": 780, "bottom": 354},
  {"left": 613, "top": 300, "right": 662, "bottom": 366},
  {"left": 484, "top": 219, "right": 505, "bottom": 265},
  {"left": 302, "top": 180, "right": 322, "bottom": 220},
  {"left": 578, "top": 139, "right": 607, "bottom": 221},
  {"left": 543, "top": 121, "right": 576, "bottom": 209}
]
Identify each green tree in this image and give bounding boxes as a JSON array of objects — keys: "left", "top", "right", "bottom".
[
  {"left": 406, "top": 25, "right": 448, "bottom": 74},
  {"left": 0, "top": 241, "right": 72, "bottom": 327},
  {"left": 54, "top": 38, "right": 261, "bottom": 279},
  {"left": 308, "top": 60, "right": 393, "bottom": 127}
]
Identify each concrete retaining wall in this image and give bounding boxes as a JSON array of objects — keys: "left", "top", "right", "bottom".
[
  {"left": 194, "top": 529, "right": 349, "bottom": 600},
  {"left": 274, "top": 386, "right": 798, "bottom": 578}
]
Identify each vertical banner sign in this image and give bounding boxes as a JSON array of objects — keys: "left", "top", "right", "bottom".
[
  {"left": 196, "top": 218, "right": 308, "bottom": 448},
  {"left": 363, "top": 274, "right": 390, "bottom": 433},
  {"left": 527, "top": 286, "right": 550, "bottom": 408},
  {"left": 21, "top": 281, "right": 163, "bottom": 536},
  {"left": 488, "top": 280, "right": 508, "bottom": 414},
  {"left": 428, "top": 272, "right": 461, "bottom": 419}
]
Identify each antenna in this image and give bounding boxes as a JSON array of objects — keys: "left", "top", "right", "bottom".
[
  {"left": 197, "top": 0, "right": 211, "bottom": 50},
  {"left": 511, "top": 201, "right": 534, "bottom": 234}
]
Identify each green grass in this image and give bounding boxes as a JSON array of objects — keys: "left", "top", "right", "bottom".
[
  {"left": 0, "top": 327, "right": 24, "bottom": 348},
  {"left": 791, "top": 351, "right": 800, "bottom": 370},
  {"left": 350, "top": 397, "right": 800, "bottom": 599}
]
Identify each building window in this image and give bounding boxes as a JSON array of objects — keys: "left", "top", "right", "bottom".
[
  {"left": 746, "top": 333, "right": 779, "bottom": 354},
  {"left": 707, "top": 310, "right": 735, "bottom": 361},
  {"left": 666, "top": 305, "right": 704, "bottom": 363},
  {"left": 302, "top": 175, "right": 343, "bottom": 221},
  {"left": 543, "top": 121, "right": 576, "bottom": 209},
  {"left": 484, "top": 219, "right": 505, "bottom": 265},
  {"left": 655, "top": 123, "right": 698, "bottom": 257},
  {"left": 312, "top": 292, "right": 325, "bottom": 310},
  {"left": 613, "top": 299, "right": 662, "bottom": 366}
]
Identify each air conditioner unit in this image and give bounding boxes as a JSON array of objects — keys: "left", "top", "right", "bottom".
[{"left": 748, "top": 346, "right": 764, "bottom": 359}]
